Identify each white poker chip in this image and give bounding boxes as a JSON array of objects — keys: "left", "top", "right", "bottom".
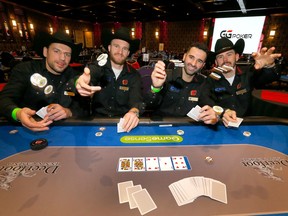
[
  {"left": 38, "top": 77, "right": 47, "bottom": 88},
  {"left": 9, "top": 129, "right": 18, "bottom": 134},
  {"left": 243, "top": 131, "right": 251, "bottom": 137},
  {"left": 44, "top": 85, "right": 53, "bottom": 95},
  {"left": 30, "top": 73, "right": 42, "bottom": 86},
  {"left": 213, "top": 105, "right": 224, "bottom": 116},
  {"left": 177, "top": 130, "right": 184, "bottom": 135},
  {"left": 95, "top": 132, "right": 103, "bottom": 137},
  {"left": 99, "top": 127, "right": 106, "bottom": 131},
  {"left": 97, "top": 53, "right": 108, "bottom": 61},
  {"left": 98, "top": 59, "right": 107, "bottom": 66}
]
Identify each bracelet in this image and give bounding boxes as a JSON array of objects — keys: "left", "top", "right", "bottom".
[
  {"left": 151, "top": 85, "right": 163, "bottom": 93},
  {"left": 11, "top": 108, "right": 21, "bottom": 121}
]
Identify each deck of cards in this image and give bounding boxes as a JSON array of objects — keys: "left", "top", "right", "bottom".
[
  {"left": 169, "top": 176, "right": 227, "bottom": 206},
  {"left": 117, "top": 156, "right": 191, "bottom": 172},
  {"left": 118, "top": 180, "right": 157, "bottom": 215},
  {"left": 187, "top": 105, "right": 201, "bottom": 121}
]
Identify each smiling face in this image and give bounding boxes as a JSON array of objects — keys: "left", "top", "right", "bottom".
[
  {"left": 43, "top": 43, "right": 72, "bottom": 75},
  {"left": 182, "top": 46, "right": 207, "bottom": 80},
  {"left": 108, "top": 39, "right": 130, "bottom": 67}
]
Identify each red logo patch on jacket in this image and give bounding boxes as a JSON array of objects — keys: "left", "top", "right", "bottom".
[
  {"left": 122, "top": 80, "right": 128, "bottom": 85},
  {"left": 190, "top": 90, "right": 197, "bottom": 96}
]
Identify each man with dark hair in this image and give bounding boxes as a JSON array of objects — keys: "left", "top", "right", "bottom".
[
  {"left": 0, "top": 31, "right": 83, "bottom": 131},
  {"left": 145, "top": 42, "right": 219, "bottom": 125},
  {"left": 76, "top": 27, "right": 145, "bottom": 132},
  {"left": 201, "top": 37, "right": 281, "bottom": 127}
]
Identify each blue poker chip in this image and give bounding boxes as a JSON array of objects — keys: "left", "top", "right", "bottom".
[{"left": 30, "top": 138, "right": 48, "bottom": 150}]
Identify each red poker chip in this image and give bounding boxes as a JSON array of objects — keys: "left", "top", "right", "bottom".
[{"left": 30, "top": 138, "right": 48, "bottom": 151}]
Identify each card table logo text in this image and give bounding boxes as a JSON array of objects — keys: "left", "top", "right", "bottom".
[{"left": 120, "top": 135, "right": 183, "bottom": 143}]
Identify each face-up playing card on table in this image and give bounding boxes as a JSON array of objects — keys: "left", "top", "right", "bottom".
[
  {"left": 132, "top": 157, "right": 146, "bottom": 172},
  {"left": 171, "top": 156, "right": 191, "bottom": 170},
  {"left": 159, "top": 157, "right": 174, "bottom": 171},
  {"left": 117, "top": 157, "right": 132, "bottom": 172},
  {"left": 145, "top": 157, "right": 160, "bottom": 171}
]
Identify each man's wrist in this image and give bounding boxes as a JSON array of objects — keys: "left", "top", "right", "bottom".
[
  {"left": 151, "top": 85, "right": 163, "bottom": 93},
  {"left": 129, "top": 109, "right": 139, "bottom": 117}
]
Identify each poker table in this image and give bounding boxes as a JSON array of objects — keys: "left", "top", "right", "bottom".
[{"left": 0, "top": 117, "right": 288, "bottom": 216}]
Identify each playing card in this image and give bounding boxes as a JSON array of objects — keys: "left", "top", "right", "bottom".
[
  {"left": 117, "top": 157, "right": 132, "bottom": 172},
  {"left": 187, "top": 105, "right": 201, "bottom": 121},
  {"left": 159, "top": 157, "right": 174, "bottom": 171},
  {"left": 132, "top": 189, "right": 157, "bottom": 215},
  {"left": 117, "top": 118, "right": 126, "bottom": 133},
  {"left": 126, "top": 185, "right": 142, "bottom": 209},
  {"left": 132, "top": 157, "right": 146, "bottom": 172},
  {"left": 210, "top": 179, "right": 227, "bottom": 204},
  {"left": 171, "top": 156, "right": 191, "bottom": 170},
  {"left": 117, "top": 181, "right": 134, "bottom": 203},
  {"left": 228, "top": 117, "right": 243, "bottom": 128},
  {"left": 36, "top": 106, "right": 48, "bottom": 119},
  {"left": 145, "top": 157, "right": 160, "bottom": 171}
]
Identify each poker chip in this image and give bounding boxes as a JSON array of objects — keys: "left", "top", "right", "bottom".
[
  {"left": 95, "top": 132, "right": 103, "bottom": 136},
  {"left": 30, "top": 73, "right": 42, "bottom": 86},
  {"left": 99, "top": 127, "right": 106, "bottom": 131},
  {"left": 97, "top": 53, "right": 108, "bottom": 61},
  {"left": 30, "top": 138, "right": 48, "bottom": 151},
  {"left": 213, "top": 105, "right": 224, "bottom": 116},
  {"left": 205, "top": 156, "right": 213, "bottom": 163},
  {"left": 98, "top": 59, "right": 107, "bottom": 66},
  {"left": 9, "top": 129, "right": 18, "bottom": 134},
  {"left": 243, "top": 131, "right": 251, "bottom": 137},
  {"left": 177, "top": 130, "right": 184, "bottom": 135},
  {"left": 38, "top": 77, "right": 47, "bottom": 88},
  {"left": 44, "top": 85, "right": 53, "bottom": 95}
]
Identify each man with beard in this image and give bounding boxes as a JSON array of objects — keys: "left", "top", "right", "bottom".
[
  {"left": 200, "top": 37, "right": 282, "bottom": 127},
  {"left": 0, "top": 31, "right": 82, "bottom": 132},
  {"left": 76, "top": 27, "right": 145, "bottom": 132},
  {"left": 144, "top": 42, "right": 219, "bottom": 125}
]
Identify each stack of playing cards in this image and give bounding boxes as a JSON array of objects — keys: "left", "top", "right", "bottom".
[
  {"left": 186, "top": 105, "right": 201, "bottom": 121},
  {"left": 118, "top": 180, "right": 157, "bottom": 215},
  {"left": 117, "top": 156, "right": 191, "bottom": 172},
  {"left": 169, "top": 176, "right": 227, "bottom": 206},
  {"left": 36, "top": 106, "right": 48, "bottom": 119}
]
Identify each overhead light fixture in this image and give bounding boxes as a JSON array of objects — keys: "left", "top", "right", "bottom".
[{"left": 237, "top": 0, "right": 247, "bottom": 14}]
